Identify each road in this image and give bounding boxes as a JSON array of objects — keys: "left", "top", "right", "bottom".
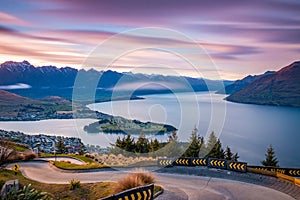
[{"left": 7, "top": 161, "right": 296, "bottom": 200}]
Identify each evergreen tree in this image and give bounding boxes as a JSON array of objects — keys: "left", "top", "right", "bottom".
[
  {"left": 224, "top": 146, "right": 239, "bottom": 161},
  {"left": 123, "top": 134, "right": 136, "bottom": 152},
  {"left": 225, "top": 146, "right": 233, "bottom": 160},
  {"left": 136, "top": 132, "right": 149, "bottom": 153},
  {"left": 149, "top": 138, "right": 162, "bottom": 152},
  {"left": 261, "top": 145, "right": 279, "bottom": 167},
  {"left": 164, "top": 131, "right": 182, "bottom": 157},
  {"left": 184, "top": 127, "right": 204, "bottom": 157},
  {"left": 232, "top": 152, "right": 239, "bottom": 162},
  {"left": 56, "top": 137, "right": 66, "bottom": 154},
  {"left": 206, "top": 131, "right": 217, "bottom": 153},
  {"left": 207, "top": 139, "right": 224, "bottom": 159}
]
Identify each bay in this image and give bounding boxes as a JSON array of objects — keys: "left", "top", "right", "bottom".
[{"left": 0, "top": 92, "right": 300, "bottom": 167}]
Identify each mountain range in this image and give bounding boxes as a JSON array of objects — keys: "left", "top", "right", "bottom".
[
  {"left": 226, "top": 61, "right": 300, "bottom": 107},
  {"left": 0, "top": 61, "right": 232, "bottom": 100},
  {"left": 0, "top": 60, "right": 299, "bottom": 107}
]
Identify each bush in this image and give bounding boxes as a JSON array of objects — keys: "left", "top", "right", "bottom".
[
  {"left": 5, "top": 184, "right": 52, "bottom": 200},
  {"left": 69, "top": 179, "right": 81, "bottom": 190},
  {"left": 114, "top": 171, "right": 155, "bottom": 193},
  {"left": 23, "top": 152, "right": 37, "bottom": 161}
]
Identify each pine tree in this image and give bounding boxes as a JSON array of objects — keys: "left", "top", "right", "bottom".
[
  {"left": 232, "top": 152, "right": 239, "bottom": 162},
  {"left": 207, "top": 139, "right": 224, "bottom": 159},
  {"left": 225, "top": 146, "right": 233, "bottom": 160},
  {"left": 206, "top": 131, "right": 217, "bottom": 153},
  {"left": 149, "top": 138, "right": 161, "bottom": 152},
  {"left": 136, "top": 132, "right": 149, "bottom": 153},
  {"left": 184, "top": 127, "right": 204, "bottom": 157},
  {"left": 261, "top": 145, "right": 279, "bottom": 167},
  {"left": 56, "top": 137, "right": 66, "bottom": 154},
  {"left": 123, "top": 134, "right": 136, "bottom": 152},
  {"left": 164, "top": 131, "right": 182, "bottom": 157}
]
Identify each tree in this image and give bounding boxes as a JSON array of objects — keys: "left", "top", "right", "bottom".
[
  {"left": 56, "top": 137, "right": 66, "bottom": 154},
  {"left": 0, "top": 145, "right": 15, "bottom": 166},
  {"left": 184, "top": 127, "right": 204, "bottom": 157},
  {"left": 149, "top": 138, "right": 162, "bottom": 152},
  {"left": 261, "top": 145, "right": 279, "bottom": 167},
  {"left": 123, "top": 134, "right": 136, "bottom": 152},
  {"left": 225, "top": 146, "right": 239, "bottom": 161},
  {"left": 224, "top": 146, "right": 233, "bottom": 160},
  {"left": 207, "top": 139, "right": 224, "bottom": 159},
  {"left": 206, "top": 131, "right": 217, "bottom": 154},
  {"left": 232, "top": 153, "right": 239, "bottom": 162},
  {"left": 164, "top": 131, "right": 183, "bottom": 157},
  {"left": 136, "top": 132, "right": 149, "bottom": 153}
]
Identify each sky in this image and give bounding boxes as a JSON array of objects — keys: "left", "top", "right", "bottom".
[{"left": 0, "top": 0, "right": 299, "bottom": 80}]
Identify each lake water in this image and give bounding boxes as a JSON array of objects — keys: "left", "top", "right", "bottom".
[{"left": 0, "top": 92, "right": 300, "bottom": 167}]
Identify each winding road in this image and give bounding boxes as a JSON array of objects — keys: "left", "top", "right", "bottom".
[{"left": 7, "top": 161, "right": 297, "bottom": 200}]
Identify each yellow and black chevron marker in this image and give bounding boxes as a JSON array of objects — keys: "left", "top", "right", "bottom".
[
  {"left": 207, "top": 158, "right": 227, "bottom": 169},
  {"left": 191, "top": 158, "right": 207, "bottom": 166},
  {"left": 100, "top": 184, "right": 154, "bottom": 200},
  {"left": 248, "top": 166, "right": 300, "bottom": 177},
  {"left": 289, "top": 169, "right": 300, "bottom": 176},
  {"left": 157, "top": 158, "right": 173, "bottom": 166},
  {"left": 174, "top": 158, "right": 190, "bottom": 166},
  {"left": 227, "top": 161, "right": 247, "bottom": 173}
]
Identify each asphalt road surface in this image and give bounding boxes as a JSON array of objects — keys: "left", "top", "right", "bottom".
[{"left": 7, "top": 161, "right": 297, "bottom": 200}]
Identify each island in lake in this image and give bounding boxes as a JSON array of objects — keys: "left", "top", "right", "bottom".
[{"left": 83, "top": 117, "right": 177, "bottom": 135}]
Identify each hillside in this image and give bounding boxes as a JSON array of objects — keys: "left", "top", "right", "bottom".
[
  {"left": 0, "top": 90, "right": 72, "bottom": 120},
  {"left": 226, "top": 61, "right": 300, "bottom": 107},
  {"left": 0, "top": 89, "right": 37, "bottom": 105},
  {"left": 217, "top": 71, "right": 274, "bottom": 94}
]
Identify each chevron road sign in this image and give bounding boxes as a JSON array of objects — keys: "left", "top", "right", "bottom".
[
  {"left": 207, "top": 158, "right": 227, "bottom": 169},
  {"left": 174, "top": 158, "right": 190, "bottom": 166},
  {"left": 12, "top": 164, "right": 20, "bottom": 171},
  {"left": 157, "top": 158, "right": 173, "bottom": 166},
  {"left": 227, "top": 161, "right": 247, "bottom": 173},
  {"left": 100, "top": 184, "right": 154, "bottom": 200},
  {"left": 191, "top": 158, "right": 207, "bottom": 166},
  {"left": 248, "top": 166, "right": 300, "bottom": 177}
]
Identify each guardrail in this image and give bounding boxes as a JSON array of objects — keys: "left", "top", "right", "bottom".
[
  {"left": 247, "top": 166, "right": 300, "bottom": 177},
  {"left": 158, "top": 157, "right": 300, "bottom": 177},
  {"left": 158, "top": 157, "right": 247, "bottom": 173},
  {"left": 100, "top": 184, "right": 154, "bottom": 200}
]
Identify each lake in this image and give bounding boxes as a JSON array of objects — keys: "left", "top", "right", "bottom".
[{"left": 0, "top": 92, "right": 300, "bottom": 167}]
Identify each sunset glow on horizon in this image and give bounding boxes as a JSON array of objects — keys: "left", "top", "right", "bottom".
[{"left": 0, "top": 0, "right": 299, "bottom": 80}]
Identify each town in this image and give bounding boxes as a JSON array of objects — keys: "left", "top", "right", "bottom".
[{"left": 0, "top": 129, "right": 88, "bottom": 154}]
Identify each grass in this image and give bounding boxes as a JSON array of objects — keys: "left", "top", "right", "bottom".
[
  {"left": 52, "top": 161, "right": 107, "bottom": 170},
  {"left": 0, "top": 140, "right": 29, "bottom": 152},
  {"left": 41, "top": 153, "right": 94, "bottom": 163},
  {"left": 0, "top": 169, "right": 115, "bottom": 200},
  {"left": 114, "top": 171, "right": 155, "bottom": 193}
]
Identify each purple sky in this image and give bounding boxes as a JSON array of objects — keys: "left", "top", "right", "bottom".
[{"left": 0, "top": 0, "right": 299, "bottom": 79}]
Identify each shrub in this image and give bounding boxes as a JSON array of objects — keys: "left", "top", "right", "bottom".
[
  {"left": 5, "top": 184, "right": 52, "bottom": 200},
  {"left": 69, "top": 179, "right": 81, "bottom": 190},
  {"left": 114, "top": 171, "right": 155, "bottom": 193},
  {"left": 23, "top": 152, "right": 37, "bottom": 160}
]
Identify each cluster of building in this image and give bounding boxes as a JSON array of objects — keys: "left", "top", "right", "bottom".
[{"left": 0, "top": 129, "right": 87, "bottom": 154}]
